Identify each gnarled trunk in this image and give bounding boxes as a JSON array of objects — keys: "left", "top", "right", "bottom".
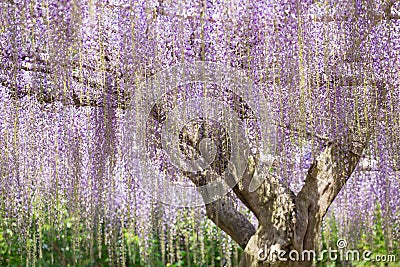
[{"left": 238, "top": 143, "right": 364, "bottom": 267}]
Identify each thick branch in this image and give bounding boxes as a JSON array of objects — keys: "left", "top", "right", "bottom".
[
  {"left": 205, "top": 197, "right": 256, "bottom": 249},
  {"left": 180, "top": 162, "right": 257, "bottom": 249},
  {"left": 0, "top": 59, "right": 130, "bottom": 108},
  {"left": 293, "top": 82, "right": 384, "bottom": 251},
  {"left": 293, "top": 142, "right": 363, "bottom": 253}
]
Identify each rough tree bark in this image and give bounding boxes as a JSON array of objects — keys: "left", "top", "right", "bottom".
[{"left": 238, "top": 142, "right": 368, "bottom": 267}]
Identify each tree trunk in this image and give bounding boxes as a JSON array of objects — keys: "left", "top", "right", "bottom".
[
  {"left": 239, "top": 197, "right": 320, "bottom": 267},
  {"left": 238, "top": 142, "right": 365, "bottom": 267}
]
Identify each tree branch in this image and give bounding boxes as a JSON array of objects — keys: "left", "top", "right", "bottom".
[
  {"left": 294, "top": 142, "right": 362, "bottom": 250},
  {"left": 0, "top": 57, "right": 130, "bottom": 108},
  {"left": 205, "top": 196, "right": 256, "bottom": 249},
  {"left": 293, "top": 81, "right": 384, "bottom": 251}
]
